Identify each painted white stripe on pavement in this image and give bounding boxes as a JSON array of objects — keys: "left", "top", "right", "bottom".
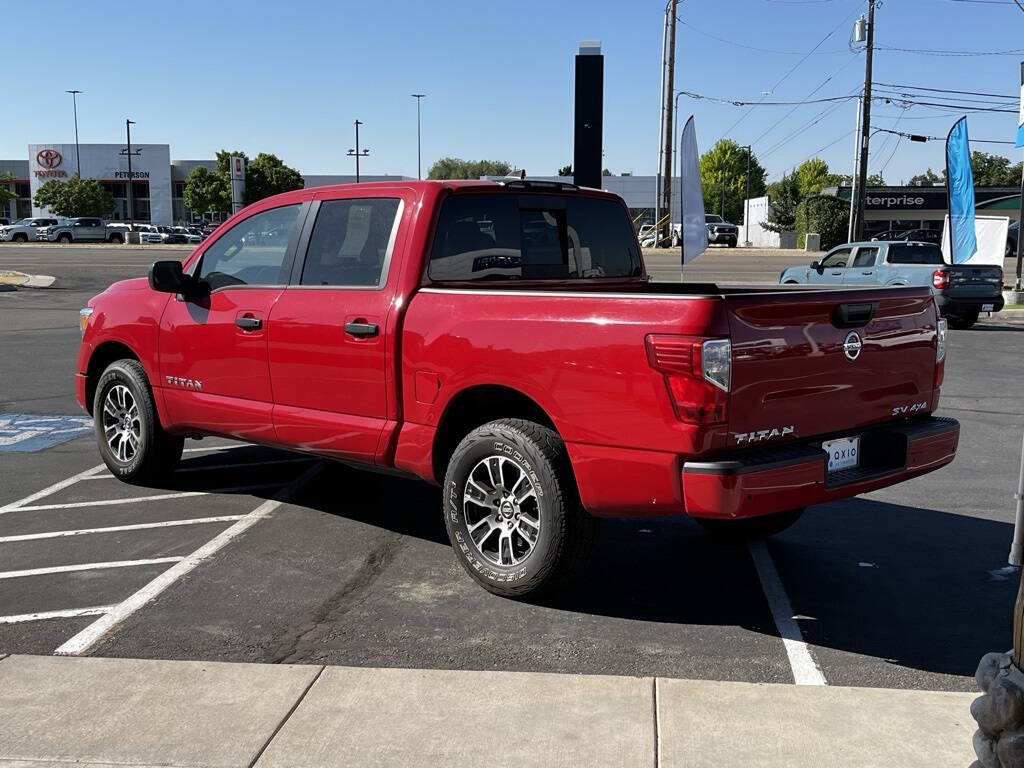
[
  {"left": 0, "top": 515, "right": 247, "bottom": 543},
  {"left": 0, "top": 463, "right": 106, "bottom": 514},
  {"left": 55, "top": 461, "right": 325, "bottom": 656},
  {"left": 13, "top": 483, "right": 282, "bottom": 512},
  {"left": 0, "top": 557, "right": 183, "bottom": 580},
  {"left": 0, "top": 606, "right": 113, "bottom": 624},
  {"left": 748, "top": 539, "right": 827, "bottom": 686}
]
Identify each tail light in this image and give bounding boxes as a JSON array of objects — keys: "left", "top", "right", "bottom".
[
  {"left": 646, "top": 335, "right": 731, "bottom": 425},
  {"left": 934, "top": 317, "right": 947, "bottom": 388},
  {"left": 932, "top": 269, "right": 950, "bottom": 290}
]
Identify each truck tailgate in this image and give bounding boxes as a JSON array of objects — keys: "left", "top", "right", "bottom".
[{"left": 725, "top": 286, "right": 938, "bottom": 443}]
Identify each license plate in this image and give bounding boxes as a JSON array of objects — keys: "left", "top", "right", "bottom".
[
  {"left": 823, "top": 436, "right": 860, "bottom": 473},
  {"left": 982, "top": 303, "right": 995, "bottom": 312}
]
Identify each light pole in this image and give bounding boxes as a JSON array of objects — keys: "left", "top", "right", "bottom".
[
  {"left": 742, "top": 145, "right": 752, "bottom": 246},
  {"left": 411, "top": 94, "right": 425, "bottom": 180},
  {"left": 119, "top": 120, "right": 139, "bottom": 224},
  {"left": 66, "top": 90, "right": 82, "bottom": 177},
  {"left": 347, "top": 120, "right": 369, "bottom": 183}
]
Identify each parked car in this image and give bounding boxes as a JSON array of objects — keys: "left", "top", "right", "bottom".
[
  {"left": 870, "top": 229, "right": 908, "bottom": 241},
  {"left": 1007, "top": 220, "right": 1018, "bottom": 259},
  {"left": 131, "top": 224, "right": 164, "bottom": 245},
  {"left": 779, "top": 240, "right": 1003, "bottom": 329},
  {"left": 76, "top": 180, "right": 959, "bottom": 597},
  {"left": 0, "top": 217, "right": 59, "bottom": 242},
  {"left": 170, "top": 227, "right": 202, "bottom": 244},
  {"left": 40, "top": 218, "right": 125, "bottom": 244},
  {"left": 893, "top": 228, "right": 942, "bottom": 246},
  {"left": 705, "top": 214, "right": 738, "bottom": 247}
]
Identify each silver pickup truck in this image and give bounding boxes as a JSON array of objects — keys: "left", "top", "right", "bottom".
[
  {"left": 779, "top": 240, "right": 1003, "bottom": 329},
  {"left": 37, "top": 217, "right": 126, "bottom": 244}
]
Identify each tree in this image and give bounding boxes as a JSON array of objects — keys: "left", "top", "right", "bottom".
[
  {"left": 558, "top": 164, "right": 573, "bottom": 177},
  {"left": 33, "top": 176, "right": 114, "bottom": 218},
  {"left": 245, "top": 153, "right": 305, "bottom": 203},
  {"left": 0, "top": 172, "right": 15, "bottom": 208},
  {"left": 698, "top": 139, "right": 767, "bottom": 224},
  {"left": 762, "top": 173, "right": 800, "bottom": 233},
  {"left": 427, "top": 157, "right": 513, "bottom": 179},
  {"left": 798, "top": 195, "right": 849, "bottom": 250},
  {"left": 908, "top": 168, "right": 944, "bottom": 186},
  {"left": 795, "top": 158, "right": 830, "bottom": 198},
  {"left": 183, "top": 166, "right": 230, "bottom": 216},
  {"left": 602, "top": 168, "right": 613, "bottom": 176},
  {"left": 969, "top": 151, "right": 1022, "bottom": 187}
]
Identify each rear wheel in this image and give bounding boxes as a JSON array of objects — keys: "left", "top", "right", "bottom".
[
  {"left": 57, "top": 233, "right": 72, "bottom": 243},
  {"left": 947, "top": 310, "right": 979, "bottom": 330},
  {"left": 12, "top": 233, "right": 27, "bottom": 242},
  {"left": 443, "top": 418, "right": 596, "bottom": 598},
  {"left": 696, "top": 508, "right": 804, "bottom": 540},
  {"left": 728, "top": 239, "right": 737, "bottom": 248},
  {"left": 108, "top": 233, "right": 124, "bottom": 244},
  {"left": 93, "top": 359, "right": 183, "bottom": 483}
]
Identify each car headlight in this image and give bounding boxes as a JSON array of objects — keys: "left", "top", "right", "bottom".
[{"left": 79, "top": 307, "right": 93, "bottom": 335}]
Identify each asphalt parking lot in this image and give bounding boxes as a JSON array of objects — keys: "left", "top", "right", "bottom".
[{"left": 1, "top": 243, "right": 1022, "bottom": 692}]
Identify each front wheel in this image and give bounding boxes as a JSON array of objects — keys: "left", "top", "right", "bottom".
[
  {"left": 696, "top": 508, "right": 804, "bottom": 540},
  {"left": 57, "top": 233, "right": 72, "bottom": 243},
  {"left": 93, "top": 359, "right": 183, "bottom": 483},
  {"left": 443, "top": 418, "right": 596, "bottom": 598},
  {"left": 108, "top": 233, "right": 124, "bottom": 244},
  {"left": 12, "top": 233, "right": 27, "bottom": 242}
]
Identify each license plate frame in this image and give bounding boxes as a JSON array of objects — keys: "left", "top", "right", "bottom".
[
  {"left": 982, "top": 303, "right": 995, "bottom": 312},
  {"left": 823, "top": 435, "right": 861, "bottom": 473}
]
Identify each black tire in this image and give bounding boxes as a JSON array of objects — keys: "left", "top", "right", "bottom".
[
  {"left": 57, "top": 233, "right": 72, "bottom": 243},
  {"left": 108, "top": 233, "right": 124, "bottom": 244},
  {"left": 92, "top": 359, "right": 183, "bottom": 484},
  {"left": 442, "top": 418, "right": 596, "bottom": 598},
  {"left": 1007, "top": 238, "right": 1016, "bottom": 259},
  {"left": 947, "top": 310, "right": 979, "bottom": 330},
  {"left": 728, "top": 239, "right": 737, "bottom": 248},
  {"left": 12, "top": 233, "right": 27, "bottom": 242},
  {"left": 783, "top": 280, "right": 800, "bottom": 284},
  {"left": 696, "top": 508, "right": 804, "bottom": 540}
]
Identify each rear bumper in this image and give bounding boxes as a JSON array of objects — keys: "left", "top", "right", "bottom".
[
  {"left": 935, "top": 293, "right": 1003, "bottom": 315},
  {"left": 681, "top": 416, "right": 959, "bottom": 519}
]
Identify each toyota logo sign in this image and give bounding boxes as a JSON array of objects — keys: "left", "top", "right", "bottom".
[{"left": 36, "top": 149, "right": 63, "bottom": 169}]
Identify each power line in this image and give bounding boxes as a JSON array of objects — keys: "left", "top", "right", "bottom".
[
  {"left": 678, "top": 20, "right": 847, "bottom": 55},
  {"left": 678, "top": 90, "right": 858, "bottom": 107},
  {"left": 875, "top": 127, "right": 1017, "bottom": 145},
  {"left": 874, "top": 81, "right": 1017, "bottom": 100},
  {"left": 875, "top": 43, "right": 1024, "bottom": 56}
]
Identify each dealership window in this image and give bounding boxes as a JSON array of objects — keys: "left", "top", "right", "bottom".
[
  {"left": 14, "top": 183, "right": 29, "bottom": 198},
  {"left": 173, "top": 181, "right": 186, "bottom": 198},
  {"left": 132, "top": 181, "right": 150, "bottom": 200}
]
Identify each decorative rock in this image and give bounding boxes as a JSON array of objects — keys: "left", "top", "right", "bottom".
[{"left": 972, "top": 652, "right": 1024, "bottom": 767}]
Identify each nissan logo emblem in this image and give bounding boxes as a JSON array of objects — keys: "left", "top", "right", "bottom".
[
  {"left": 36, "top": 149, "right": 63, "bottom": 169},
  {"left": 843, "top": 331, "right": 863, "bottom": 361}
]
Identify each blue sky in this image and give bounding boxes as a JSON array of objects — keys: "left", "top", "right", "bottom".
[{"left": 2, "top": 0, "right": 1021, "bottom": 184}]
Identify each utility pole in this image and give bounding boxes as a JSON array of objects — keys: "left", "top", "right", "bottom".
[
  {"left": 347, "top": 120, "right": 369, "bottom": 183},
  {"left": 1016, "top": 62, "right": 1024, "bottom": 291},
  {"left": 853, "top": 0, "right": 875, "bottom": 241},
  {"left": 742, "top": 145, "right": 752, "bottom": 246},
  {"left": 656, "top": 7, "right": 669, "bottom": 228},
  {"left": 848, "top": 96, "right": 862, "bottom": 243},
  {"left": 66, "top": 90, "right": 82, "bottom": 177},
  {"left": 660, "top": 0, "right": 679, "bottom": 246},
  {"left": 411, "top": 94, "right": 425, "bottom": 180}
]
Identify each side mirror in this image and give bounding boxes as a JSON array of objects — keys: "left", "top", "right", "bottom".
[
  {"left": 149, "top": 260, "right": 200, "bottom": 296},
  {"left": 811, "top": 260, "right": 821, "bottom": 270}
]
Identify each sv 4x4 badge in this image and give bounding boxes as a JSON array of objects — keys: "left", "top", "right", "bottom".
[
  {"left": 892, "top": 401, "right": 927, "bottom": 416},
  {"left": 734, "top": 426, "right": 795, "bottom": 444}
]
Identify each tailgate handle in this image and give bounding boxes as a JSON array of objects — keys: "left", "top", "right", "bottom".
[{"left": 832, "top": 302, "right": 877, "bottom": 329}]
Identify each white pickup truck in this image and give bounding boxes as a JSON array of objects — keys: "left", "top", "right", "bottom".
[
  {"left": 37, "top": 218, "right": 126, "bottom": 244},
  {"left": 0, "top": 217, "right": 60, "bottom": 242}
]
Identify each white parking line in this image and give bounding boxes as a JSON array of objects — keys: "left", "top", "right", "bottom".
[
  {"left": 55, "top": 461, "right": 325, "bottom": 656},
  {"left": 0, "top": 557, "right": 184, "bottom": 580},
  {"left": 0, "top": 606, "right": 113, "bottom": 624},
  {"left": 12, "top": 483, "right": 283, "bottom": 512},
  {"left": 0, "top": 516, "right": 247, "bottom": 543},
  {"left": 0, "top": 463, "right": 105, "bottom": 513},
  {"left": 748, "top": 540, "right": 827, "bottom": 686}
]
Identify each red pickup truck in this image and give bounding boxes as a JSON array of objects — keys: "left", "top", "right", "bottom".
[{"left": 76, "top": 180, "right": 959, "bottom": 597}]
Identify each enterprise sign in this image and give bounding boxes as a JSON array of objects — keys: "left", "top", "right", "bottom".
[{"left": 866, "top": 195, "right": 927, "bottom": 209}]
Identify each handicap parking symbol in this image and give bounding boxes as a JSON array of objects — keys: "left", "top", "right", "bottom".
[{"left": 0, "top": 413, "right": 93, "bottom": 452}]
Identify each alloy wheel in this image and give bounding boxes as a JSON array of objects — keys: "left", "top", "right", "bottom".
[
  {"left": 463, "top": 455, "right": 541, "bottom": 567},
  {"left": 102, "top": 384, "right": 141, "bottom": 463}
]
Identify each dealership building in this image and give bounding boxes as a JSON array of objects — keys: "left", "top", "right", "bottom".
[{"left": 2, "top": 143, "right": 1021, "bottom": 233}]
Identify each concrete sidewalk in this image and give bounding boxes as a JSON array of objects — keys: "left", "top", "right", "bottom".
[{"left": 0, "top": 653, "right": 976, "bottom": 767}]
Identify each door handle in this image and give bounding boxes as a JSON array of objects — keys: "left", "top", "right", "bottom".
[
  {"left": 345, "top": 321, "right": 379, "bottom": 338},
  {"left": 861, "top": 270, "right": 873, "bottom": 275},
  {"left": 235, "top": 315, "right": 262, "bottom": 331}
]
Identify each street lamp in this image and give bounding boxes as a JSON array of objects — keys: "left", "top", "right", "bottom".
[
  {"left": 347, "top": 120, "right": 369, "bottom": 183},
  {"left": 411, "top": 94, "right": 425, "bottom": 180},
  {"left": 66, "top": 90, "right": 82, "bottom": 177},
  {"left": 741, "top": 144, "right": 752, "bottom": 246},
  {"left": 119, "top": 120, "right": 139, "bottom": 224}
]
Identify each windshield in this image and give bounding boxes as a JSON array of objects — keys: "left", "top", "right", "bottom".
[{"left": 705, "top": 215, "right": 723, "bottom": 223}]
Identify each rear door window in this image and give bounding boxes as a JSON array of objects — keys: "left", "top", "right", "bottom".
[
  {"left": 428, "top": 193, "right": 641, "bottom": 282},
  {"left": 852, "top": 247, "right": 878, "bottom": 267},
  {"left": 300, "top": 198, "right": 402, "bottom": 287},
  {"left": 887, "top": 244, "right": 943, "bottom": 265}
]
